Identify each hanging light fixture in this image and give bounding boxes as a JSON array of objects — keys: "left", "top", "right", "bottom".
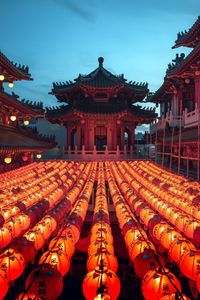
[
  {"left": 10, "top": 115, "right": 17, "bottom": 122},
  {"left": 8, "top": 82, "right": 14, "bottom": 88},
  {"left": 23, "top": 120, "right": 30, "bottom": 126},
  {"left": 4, "top": 156, "right": 12, "bottom": 164},
  {"left": 36, "top": 153, "right": 42, "bottom": 159},
  {"left": 0, "top": 75, "right": 5, "bottom": 81}
]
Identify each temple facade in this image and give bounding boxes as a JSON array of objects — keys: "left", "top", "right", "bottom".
[
  {"left": 47, "top": 57, "right": 156, "bottom": 154},
  {"left": 150, "top": 17, "right": 200, "bottom": 178}
]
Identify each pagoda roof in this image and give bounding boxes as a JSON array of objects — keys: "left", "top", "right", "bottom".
[
  {"left": 173, "top": 17, "right": 200, "bottom": 49},
  {"left": 0, "top": 90, "right": 44, "bottom": 117},
  {"left": 51, "top": 57, "right": 148, "bottom": 99},
  {"left": 46, "top": 103, "right": 156, "bottom": 121},
  {"left": 0, "top": 125, "right": 56, "bottom": 153},
  {"left": 0, "top": 51, "right": 32, "bottom": 81}
]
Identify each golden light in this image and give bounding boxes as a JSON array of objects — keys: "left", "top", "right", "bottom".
[
  {"left": 0, "top": 75, "right": 5, "bottom": 81},
  {"left": 10, "top": 115, "right": 17, "bottom": 122},
  {"left": 23, "top": 120, "right": 30, "bottom": 126},
  {"left": 4, "top": 156, "right": 12, "bottom": 164},
  {"left": 36, "top": 153, "right": 42, "bottom": 159},
  {"left": 8, "top": 82, "right": 14, "bottom": 88}
]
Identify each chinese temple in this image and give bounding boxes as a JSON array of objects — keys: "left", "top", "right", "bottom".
[
  {"left": 0, "top": 19, "right": 200, "bottom": 300},
  {"left": 0, "top": 51, "right": 56, "bottom": 172},
  {"left": 150, "top": 16, "right": 200, "bottom": 178},
  {"left": 47, "top": 57, "right": 156, "bottom": 155}
]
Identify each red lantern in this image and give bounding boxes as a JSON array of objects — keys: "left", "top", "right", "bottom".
[
  {"left": 25, "top": 265, "right": 63, "bottom": 300},
  {"left": 88, "top": 241, "right": 114, "bottom": 257},
  {"left": 160, "top": 229, "right": 182, "bottom": 250},
  {"left": 0, "top": 227, "right": 12, "bottom": 249},
  {"left": 197, "top": 273, "right": 200, "bottom": 293},
  {"left": 0, "top": 269, "right": 9, "bottom": 299},
  {"left": 159, "top": 293, "right": 190, "bottom": 300},
  {"left": 82, "top": 266, "right": 121, "bottom": 300},
  {"left": 49, "top": 236, "right": 75, "bottom": 257},
  {"left": 39, "top": 249, "right": 70, "bottom": 276},
  {"left": 24, "top": 230, "right": 45, "bottom": 250},
  {"left": 179, "top": 249, "right": 200, "bottom": 281},
  {"left": 142, "top": 268, "right": 182, "bottom": 300},
  {"left": 16, "top": 292, "right": 41, "bottom": 300},
  {"left": 129, "top": 238, "right": 156, "bottom": 262},
  {"left": 168, "top": 238, "right": 193, "bottom": 263},
  {"left": 12, "top": 237, "right": 36, "bottom": 265},
  {"left": 0, "top": 248, "right": 25, "bottom": 281},
  {"left": 4, "top": 219, "right": 22, "bottom": 238},
  {"left": 133, "top": 249, "right": 165, "bottom": 279},
  {"left": 87, "top": 247, "right": 118, "bottom": 272}
]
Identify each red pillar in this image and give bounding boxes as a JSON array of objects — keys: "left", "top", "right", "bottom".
[
  {"left": 120, "top": 125, "right": 125, "bottom": 150},
  {"left": 66, "top": 126, "right": 72, "bottom": 149},
  {"left": 113, "top": 122, "right": 117, "bottom": 150}
]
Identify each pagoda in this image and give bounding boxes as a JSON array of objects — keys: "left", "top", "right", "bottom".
[
  {"left": 0, "top": 51, "right": 56, "bottom": 171},
  {"left": 47, "top": 57, "right": 156, "bottom": 153}
]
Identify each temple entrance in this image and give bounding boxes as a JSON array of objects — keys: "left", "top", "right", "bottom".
[
  {"left": 95, "top": 126, "right": 107, "bottom": 150},
  {"left": 71, "top": 127, "right": 77, "bottom": 150},
  {"left": 124, "top": 127, "right": 131, "bottom": 150}
]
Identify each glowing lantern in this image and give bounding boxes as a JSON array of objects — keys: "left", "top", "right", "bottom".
[
  {"left": 160, "top": 229, "right": 182, "bottom": 250},
  {"left": 179, "top": 249, "right": 200, "bottom": 281},
  {"left": 125, "top": 228, "right": 147, "bottom": 247},
  {"left": 49, "top": 236, "right": 75, "bottom": 257},
  {"left": 25, "top": 265, "right": 63, "bottom": 300},
  {"left": 94, "top": 293, "right": 111, "bottom": 300},
  {"left": 153, "top": 222, "right": 170, "bottom": 243},
  {"left": 4, "top": 156, "right": 12, "bottom": 164},
  {"left": 133, "top": 249, "right": 165, "bottom": 279},
  {"left": 197, "top": 273, "right": 200, "bottom": 293},
  {"left": 159, "top": 293, "right": 190, "bottom": 300},
  {"left": 82, "top": 266, "right": 121, "bottom": 300},
  {"left": 12, "top": 237, "right": 36, "bottom": 265},
  {"left": 63, "top": 224, "right": 80, "bottom": 244},
  {"left": 8, "top": 82, "right": 14, "bottom": 88},
  {"left": 16, "top": 213, "right": 31, "bottom": 231},
  {"left": 142, "top": 268, "right": 182, "bottom": 300},
  {"left": 23, "top": 120, "right": 30, "bottom": 126},
  {"left": 36, "top": 153, "right": 42, "bottom": 159},
  {"left": 129, "top": 238, "right": 156, "bottom": 262},
  {"left": 0, "top": 227, "right": 12, "bottom": 249},
  {"left": 24, "top": 230, "right": 45, "bottom": 250},
  {"left": 16, "top": 292, "right": 41, "bottom": 299},
  {"left": 87, "top": 248, "right": 118, "bottom": 272},
  {"left": 10, "top": 115, "right": 16, "bottom": 121},
  {"left": 0, "top": 74, "right": 5, "bottom": 81},
  {"left": 4, "top": 219, "right": 22, "bottom": 238},
  {"left": 0, "top": 248, "right": 25, "bottom": 281},
  {"left": 0, "top": 269, "right": 9, "bottom": 299},
  {"left": 39, "top": 249, "right": 70, "bottom": 276},
  {"left": 88, "top": 241, "right": 114, "bottom": 257},
  {"left": 168, "top": 238, "right": 193, "bottom": 263}
]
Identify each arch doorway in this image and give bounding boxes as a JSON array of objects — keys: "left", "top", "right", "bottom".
[{"left": 124, "top": 127, "right": 131, "bottom": 150}]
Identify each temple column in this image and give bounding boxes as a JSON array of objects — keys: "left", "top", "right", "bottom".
[
  {"left": 66, "top": 126, "right": 72, "bottom": 149},
  {"left": 84, "top": 120, "right": 89, "bottom": 150},
  {"left": 195, "top": 77, "right": 200, "bottom": 107},
  {"left": 113, "top": 122, "right": 117, "bottom": 150},
  {"left": 77, "top": 126, "right": 81, "bottom": 150},
  {"left": 3, "top": 112, "right": 9, "bottom": 125},
  {"left": 107, "top": 126, "right": 112, "bottom": 150},
  {"left": 120, "top": 125, "right": 125, "bottom": 150}
]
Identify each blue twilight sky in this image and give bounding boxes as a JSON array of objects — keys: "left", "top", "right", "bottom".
[{"left": 1, "top": 0, "right": 200, "bottom": 109}]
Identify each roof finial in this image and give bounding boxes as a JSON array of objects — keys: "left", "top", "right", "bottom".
[{"left": 98, "top": 57, "right": 104, "bottom": 67}]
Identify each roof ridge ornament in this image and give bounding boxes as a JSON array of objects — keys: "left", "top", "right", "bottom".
[{"left": 98, "top": 57, "right": 104, "bottom": 67}]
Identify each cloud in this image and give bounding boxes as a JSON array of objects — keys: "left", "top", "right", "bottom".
[{"left": 53, "top": 0, "right": 95, "bottom": 22}]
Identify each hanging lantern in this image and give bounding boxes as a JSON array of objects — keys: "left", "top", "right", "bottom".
[
  {"left": 87, "top": 247, "right": 118, "bottom": 272},
  {"left": 168, "top": 238, "right": 193, "bottom": 263},
  {"left": 197, "top": 273, "right": 200, "bottom": 293},
  {"left": 94, "top": 293, "right": 111, "bottom": 300},
  {"left": 4, "top": 219, "right": 22, "bottom": 239},
  {"left": 10, "top": 115, "right": 16, "bottom": 121},
  {"left": 160, "top": 229, "right": 182, "bottom": 250},
  {"left": 36, "top": 153, "right": 42, "bottom": 159},
  {"left": 82, "top": 266, "right": 121, "bottom": 300},
  {"left": 129, "top": 238, "right": 156, "bottom": 262},
  {"left": 0, "top": 248, "right": 25, "bottom": 281},
  {"left": 23, "top": 119, "right": 30, "bottom": 126},
  {"left": 159, "top": 293, "right": 190, "bottom": 299},
  {"left": 0, "top": 269, "right": 9, "bottom": 299},
  {"left": 39, "top": 249, "right": 70, "bottom": 277},
  {"left": 24, "top": 230, "right": 45, "bottom": 250},
  {"left": 88, "top": 241, "right": 114, "bottom": 257},
  {"left": 0, "top": 74, "right": 5, "bottom": 81},
  {"left": 25, "top": 265, "right": 63, "bottom": 300},
  {"left": 133, "top": 249, "right": 165, "bottom": 279},
  {"left": 16, "top": 292, "right": 41, "bottom": 300},
  {"left": 4, "top": 156, "right": 12, "bottom": 164},
  {"left": 12, "top": 237, "right": 36, "bottom": 265},
  {"left": 8, "top": 82, "right": 14, "bottom": 88},
  {"left": 179, "top": 249, "right": 200, "bottom": 281},
  {"left": 49, "top": 236, "right": 75, "bottom": 258},
  {"left": 142, "top": 268, "right": 182, "bottom": 300},
  {"left": 0, "top": 227, "right": 12, "bottom": 249}
]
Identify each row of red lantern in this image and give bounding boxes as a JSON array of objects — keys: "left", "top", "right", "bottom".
[
  {"left": 105, "top": 162, "right": 188, "bottom": 300},
  {"left": 120, "top": 161, "right": 200, "bottom": 246},
  {"left": 114, "top": 161, "right": 200, "bottom": 296},
  {"left": 16, "top": 162, "right": 97, "bottom": 300},
  {"left": 128, "top": 161, "right": 200, "bottom": 220},
  {"left": 83, "top": 162, "right": 120, "bottom": 300}
]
